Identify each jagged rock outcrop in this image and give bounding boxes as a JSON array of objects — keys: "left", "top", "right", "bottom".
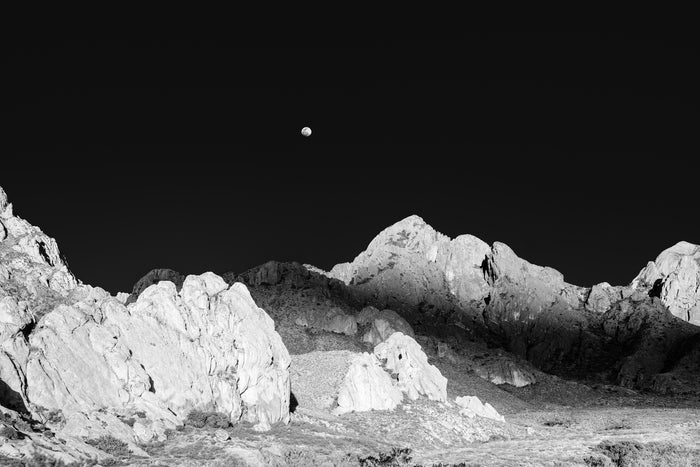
[
  {"left": 125, "top": 268, "right": 186, "bottom": 304},
  {"left": 2, "top": 273, "right": 291, "bottom": 439},
  {"left": 632, "top": 241, "right": 700, "bottom": 325},
  {"left": 455, "top": 395, "right": 504, "bottom": 422},
  {"left": 0, "top": 188, "right": 77, "bottom": 300},
  {"left": 357, "top": 306, "right": 414, "bottom": 346},
  {"left": 0, "top": 187, "right": 293, "bottom": 463},
  {"left": 333, "top": 352, "right": 403, "bottom": 415},
  {"left": 374, "top": 332, "right": 447, "bottom": 402}
]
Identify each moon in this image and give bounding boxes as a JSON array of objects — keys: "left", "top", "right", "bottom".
[{"left": 301, "top": 127, "right": 312, "bottom": 137}]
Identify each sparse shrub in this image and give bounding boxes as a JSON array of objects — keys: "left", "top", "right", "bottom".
[
  {"left": 0, "top": 424, "right": 21, "bottom": 439},
  {"left": 282, "top": 448, "right": 324, "bottom": 466},
  {"left": 583, "top": 455, "right": 612, "bottom": 467},
  {"left": 0, "top": 451, "right": 85, "bottom": 467},
  {"left": 185, "top": 410, "right": 232, "bottom": 429},
  {"left": 542, "top": 417, "right": 574, "bottom": 428},
  {"left": 358, "top": 447, "right": 413, "bottom": 466},
  {"left": 604, "top": 421, "right": 632, "bottom": 431},
  {"left": 122, "top": 417, "right": 136, "bottom": 427},
  {"left": 85, "top": 435, "right": 131, "bottom": 457}
]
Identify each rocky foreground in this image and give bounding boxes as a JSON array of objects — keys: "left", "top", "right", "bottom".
[{"left": 1, "top": 185, "right": 700, "bottom": 466}]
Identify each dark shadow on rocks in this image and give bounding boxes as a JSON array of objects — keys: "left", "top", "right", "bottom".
[
  {"left": 0, "top": 379, "right": 29, "bottom": 416},
  {"left": 289, "top": 392, "right": 298, "bottom": 413}
]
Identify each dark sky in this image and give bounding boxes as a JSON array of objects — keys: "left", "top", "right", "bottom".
[{"left": 5, "top": 34, "right": 698, "bottom": 293}]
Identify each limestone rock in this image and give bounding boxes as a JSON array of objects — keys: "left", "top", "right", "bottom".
[
  {"left": 471, "top": 357, "right": 537, "bottom": 387},
  {"left": 295, "top": 307, "right": 357, "bottom": 335},
  {"left": 126, "top": 268, "right": 186, "bottom": 305},
  {"left": 358, "top": 306, "right": 415, "bottom": 346},
  {"left": 632, "top": 241, "right": 700, "bottom": 325},
  {"left": 455, "top": 396, "right": 505, "bottom": 422},
  {"left": 115, "top": 292, "right": 130, "bottom": 304},
  {"left": 1, "top": 270, "right": 291, "bottom": 448},
  {"left": 374, "top": 332, "right": 447, "bottom": 402},
  {"left": 333, "top": 352, "right": 403, "bottom": 415},
  {"left": 585, "top": 282, "right": 622, "bottom": 313}
]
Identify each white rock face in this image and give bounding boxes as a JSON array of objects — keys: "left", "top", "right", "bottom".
[
  {"left": 374, "top": 332, "right": 447, "bottom": 402},
  {"left": 632, "top": 241, "right": 700, "bottom": 325},
  {"left": 0, "top": 185, "right": 292, "bottom": 463},
  {"left": 20, "top": 274, "right": 290, "bottom": 434},
  {"left": 357, "top": 306, "right": 414, "bottom": 346},
  {"left": 326, "top": 215, "right": 587, "bottom": 332},
  {"left": 328, "top": 216, "right": 493, "bottom": 312},
  {"left": 333, "top": 352, "right": 403, "bottom": 415},
  {"left": 455, "top": 395, "right": 505, "bottom": 422}
]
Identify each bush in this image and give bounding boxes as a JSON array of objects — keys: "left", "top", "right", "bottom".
[
  {"left": 85, "top": 435, "right": 131, "bottom": 457},
  {"left": 358, "top": 447, "right": 413, "bottom": 466},
  {"left": 586, "top": 440, "right": 700, "bottom": 467},
  {"left": 185, "top": 410, "right": 232, "bottom": 429}
]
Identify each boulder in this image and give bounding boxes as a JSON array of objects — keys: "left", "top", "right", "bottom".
[
  {"left": 374, "top": 332, "right": 447, "bottom": 402},
  {"left": 455, "top": 396, "right": 505, "bottom": 422},
  {"left": 333, "top": 352, "right": 403, "bottom": 415}
]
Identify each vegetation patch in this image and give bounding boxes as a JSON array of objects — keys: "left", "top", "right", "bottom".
[
  {"left": 358, "top": 447, "right": 413, "bottom": 466},
  {"left": 584, "top": 440, "right": 700, "bottom": 466},
  {"left": 85, "top": 435, "right": 131, "bottom": 457},
  {"left": 184, "top": 409, "right": 232, "bottom": 429},
  {"left": 0, "top": 452, "right": 88, "bottom": 467}
]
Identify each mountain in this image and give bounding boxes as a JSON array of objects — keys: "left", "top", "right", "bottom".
[{"left": 319, "top": 215, "right": 700, "bottom": 388}]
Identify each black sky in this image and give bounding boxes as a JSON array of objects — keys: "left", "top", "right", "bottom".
[{"left": 5, "top": 34, "right": 698, "bottom": 293}]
